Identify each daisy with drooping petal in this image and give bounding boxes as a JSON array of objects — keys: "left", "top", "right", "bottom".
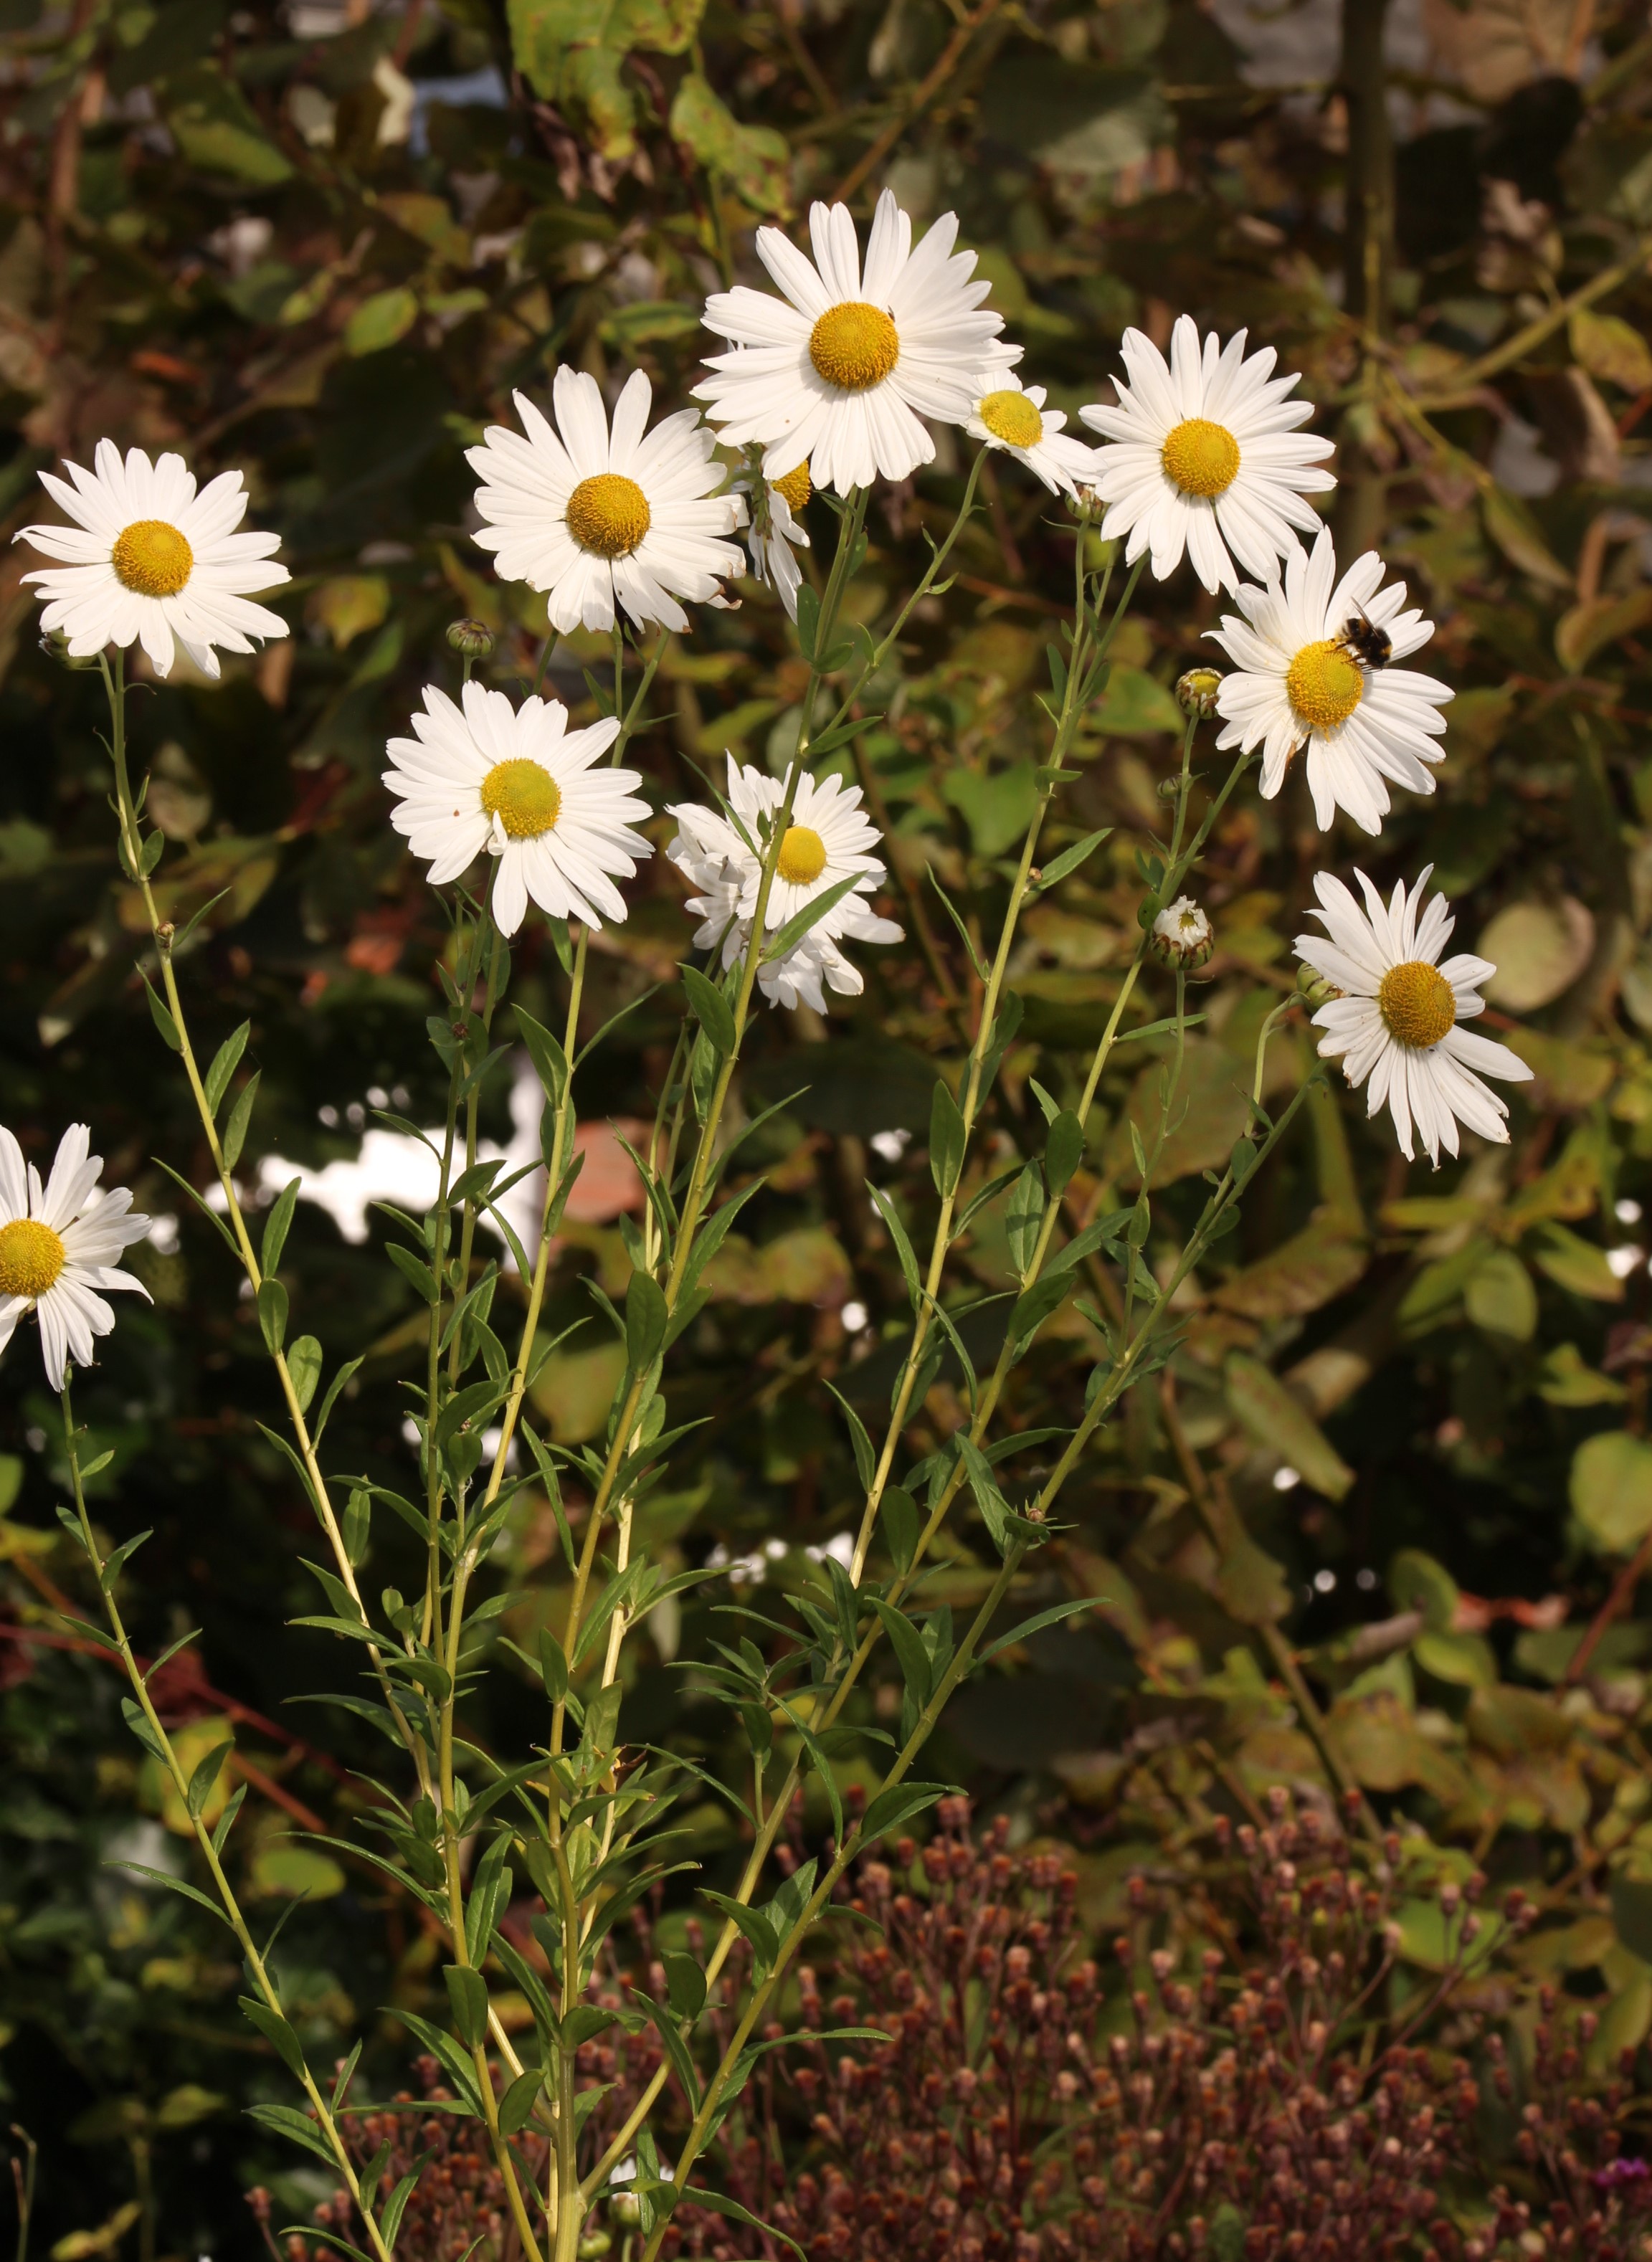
[
  {"left": 741, "top": 458, "right": 812, "bottom": 619},
  {"left": 1207, "top": 528, "right": 1453, "bottom": 836},
  {"left": 467, "top": 367, "right": 745, "bottom": 636},
  {"left": 673, "top": 857, "right": 863, "bottom": 1012},
  {"left": 696, "top": 188, "right": 1017, "bottom": 495},
  {"left": 16, "top": 441, "right": 290, "bottom": 680},
  {"left": 1294, "top": 866, "right": 1533, "bottom": 1169},
  {"left": 1078, "top": 317, "right": 1334, "bottom": 594},
  {"left": 964, "top": 371, "right": 1098, "bottom": 497},
  {"left": 0, "top": 1124, "right": 151, "bottom": 1389},
  {"left": 384, "top": 680, "right": 652, "bottom": 936},
  {"left": 668, "top": 758, "right": 901, "bottom": 1009}
]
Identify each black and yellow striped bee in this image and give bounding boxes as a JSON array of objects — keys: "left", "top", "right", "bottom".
[{"left": 1334, "top": 603, "right": 1393, "bottom": 671}]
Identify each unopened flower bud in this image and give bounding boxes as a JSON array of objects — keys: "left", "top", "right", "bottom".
[
  {"left": 39, "top": 627, "right": 103, "bottom": 671},
  {"left": 447, "top": 617, "right": 495, "bottom": 659},
  {"left": 1177, "top": 666, "right": 1223, "bottom": 718},
  {"left": 1296, "top": 961, "right": 1339, "bottom": 1007},
  {"left": 1152, "top": 896, "right": 1214, "bottom": 969}
]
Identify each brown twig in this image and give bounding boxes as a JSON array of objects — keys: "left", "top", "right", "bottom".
[
  {"left": 832, "top": 0, "right": 1005, "bottom": 204},
  {"left": 1562, "top": 1526, "right": 1652, "bottom": 1686}
]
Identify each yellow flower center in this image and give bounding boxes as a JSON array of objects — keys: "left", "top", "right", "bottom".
[
  {"left": 808, "top": 303, "right": 899, "bottom": 392},
  {"left": 565, "top": 473, "right": 651, "bottom": 560},
  {"left": 777, "top": 825, "right": 827, "bottom": 885},
  {"left": 110, "top": 519, "right": 194, "bottom": 598},
  {"left": 1160, "top": 417, "right": 1240, "bottom": 499},
  {"left": 978, "top": 389, "right": 1044, "bottom": 450},
  {"left": 774, "top": 462, "right": 812, "bottom": 513},
  {"left": 1377, "top": 961, "right": 1456, "bottom": 1050},
  {"left": 0, "top": 1217, "right": 66, "bottom": 1301},
  {"left": 480, "top": 758, "right": 562, "bottom": 840},
  {"left": 1286, "top": 639, "right": 1365, "bottom": 731}
]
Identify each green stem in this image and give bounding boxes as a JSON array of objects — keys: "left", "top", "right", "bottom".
[
  {"left": 631, "top": 1543, "right": 1025, "bottom": 2251},
  {"left": 58, "top": 1375, "right": 395, "bottom": 2262},
  {"left": 96, "top": 654, "right": 427, "bottom": 1790},
  {"left": 551, "top": 490, "right": 870, "bottom": 1744}
]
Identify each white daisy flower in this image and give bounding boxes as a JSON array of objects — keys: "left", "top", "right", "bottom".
[
  {"left": 16, "top": 441, "right": 290, "bottom": 681},
  {"left": 1078, "top": 317, "right": 1334, "bottom": 594},
  {"left": 964, "top": 371, "right": 1097, "bottom": 497},
  {"left": 741, "top": 460, "right": 812, "bottom": 619},
  {"left": 695, "top": 188, "right": 1017, "bottom": 495},
  {"left": 675, "top": 858, "right": 861, "bottom": 1012},
  {"left": 384, "top": 680, "right": 652, "bottom": 937},
  {"left": 667, "top": 758, "right": 901, "bottom": 1009},
  {"left": 467, "top": 367, "right": 744, "bottom": 637},
  {"left": 1295, "top": 865, "right": 1534, "bottom": 1169},
  {"left": 1152, "top": 896, "right": 1214, "bottom": 967},
  {"left": 1207, "top": 528, "right": 1453, "bottom": 836},
  {"left": 0, "top": 1124, "right": 151, "bottom": 1389}
]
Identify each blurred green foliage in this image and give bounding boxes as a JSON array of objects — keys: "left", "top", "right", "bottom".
[{"left": 4, "top": 0, "right": 1652, "bottom": 2249}]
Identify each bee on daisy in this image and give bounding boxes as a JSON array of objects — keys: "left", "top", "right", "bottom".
[
  {"left": 667, "top": 759, "right": 901, "bottom": 1009},
  {"left": 467, "top": 367, "right": 745, "bottom": 636},
  {"left": 17, "top": 441, "right": 290, "bottom": 681},
  {"left": 0, "top": 1123, "right": 151, "bottom": 1388},
  {"left": 384, "top": 681, "right": 652, "bottom": 937},
  {"left": 1207, "top": 528, "right": 1453, "bottom": 836},
  {"left": 1078, "top": 318, "right": 1334, "bottom": 594},
  {"left": 964, "top": 371, "right": 1098, "bottom": 497},
  {"left": 696, "top": 188, "right": 1016, "bottom": 495},
  {"left": 1294, "top": 867, "right": 1533, "bottom": 1169}
]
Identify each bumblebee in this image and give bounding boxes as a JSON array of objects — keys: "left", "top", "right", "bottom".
[{"left": 1334, "top": 605, "right": 1393, "bottom": 671}]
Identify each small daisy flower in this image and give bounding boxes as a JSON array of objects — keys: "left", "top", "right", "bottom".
[
  {"left": 1207, "top": 528, "right": 1452, "bottom": 836},
  {"left": 0, "top": 1123, "right": 151, "bottom": 1389},
  {"left": 668, "top": 758, "right": 901, "bottom": 1009},
  {"left": 1078, "top": 317, "right": 1334, "bottom": 594},
  {"left": 16, "top": 441, "right": 290, "bottom": 680},
  {"left": 384, "top": 680, "right": 652, "bottom": 937},
  {"left": 1152, "top": 897, "right": 1214, "bottom": 968},
  {"left": 467, "top": 367, "right": 744, "bottom": 637},
  {"left": 742, "top": 459, "right": 812, "bottom": 620},
  {"left": 964, "top": 371, "right": 1097, "bottom": 496},
  {"left": 696, "top": 188, "right": 1017, "bottom": 495},
  {"left": 1294, "top": 865, "right": 1534, "bottom": 1169}
]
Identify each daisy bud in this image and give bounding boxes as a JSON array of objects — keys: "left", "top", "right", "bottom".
[
  {"left": 1152, "top": 897, "right": 1214, "bottom": 968},
  {"left": 446, "top": 618, "right": 495, "bottom": 659},
  {"left": 38, "top": 627, "right": 103, "bottom": 671},
  {"left": 1177, "top": 666, "right": 1223, "bottom": 718}
]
